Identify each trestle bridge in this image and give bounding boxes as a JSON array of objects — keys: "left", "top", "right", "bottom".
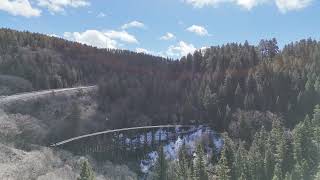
[{"left": 50, "top": 125, "right": 208, "bottom": 161}]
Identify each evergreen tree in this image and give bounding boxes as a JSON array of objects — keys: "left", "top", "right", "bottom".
[
  {"left": 193, "top": 143, "right": 208, "bottom": 180},
  {"left": 293, "top": 118, "right": 318, "bottom": 178},
  {"left": 314, "top": 76, "right": 320, "bottom": 93},
  {"left": 217, "top": 146, "right": 231, "bottom": 180},
  {"left": 272, "top": 163, "right": 282, "bottom": 180},
  {"left": 174, "top": 142, "right": 192, "bottom": 180},
  {"left": 221, "top": 133, "right": 235, "bottom": 179},
  {"left": 314, "top": 166, "right": 320, "bottom": 180},
  {"left": 239, "top": 114, "right": 251, "bottom": 142},
  {"left": 313, "top": 105, "right": 320, "bottom": 126},
  {"left": 305, "top": 78, "right": 314, "bottom": 92},
  {"left": 248, "top": 142, "right": 265, "bottom": 180},
  {"left": 209, "top": 137, "right": 219, "bottom": 164},
  {"left": 153, "top": 146, "right": 169, "bottom": 180},
  {"left": 313, "top": 106, "right": 320, "bottom": 152},
  {"left": 283, "top": 133, "right": 294, "bottom": 176},
  {"left": 234, "top": 142, "right": 249, "bottom": 180},
  {"left": 78, "top": 160, "right": 95, "bottom": 180},
  {"left": 264, "top": 138, "right": 275, "bottom": 180},
  {"left": 284, "top": 172, "right": 292, "bottom": 180},
  {"left": 234, "top": 83, "right": 243, "bottom": 108},
  {"left": 239, "top": 172, "right": 247, "bottom": 180},
  {"left": 291, "top": 161, "right": 303, "bottom": 180}
]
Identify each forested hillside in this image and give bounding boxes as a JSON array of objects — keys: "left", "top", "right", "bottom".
[
  {"left": 0, "top": 28, "right": 170, "bottom": 91},
  {"left": 149, "top": 105, "right": 320, "bottom": 180},
  {"left": 1, "top": 28, "right": 320, "bottom": 133},
  {"left": 98, "top": 38, "right": 320, "bottom": 134},
  {"left": 1, "top": 28, "right": 320, "bottom": 179}
]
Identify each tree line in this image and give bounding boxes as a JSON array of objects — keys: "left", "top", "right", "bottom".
[
  {"left": 2, "top": 28, "right": 320, "bottom": 179},
  {"left": 150, "top": 105, "right": 320, "bottom": 180},
  {"left": 98, "top": 38, "right": 320, "bottom": 134}
]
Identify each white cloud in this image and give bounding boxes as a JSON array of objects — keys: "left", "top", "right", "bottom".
[
  {"left": 121, "top": 21, "right": 145, "bottom": 30},
  {"left": 0, "top": 0, "right": 41, "bottom": 17},
  {"left": 166, "top": 41, "right": 196, "bottom": 57},
  {"left": 183, "top": 0, "right": 266, "bottom": 9},
  {"left": 275, "top": 0, "right": 313, "bottom": 13},
  {"left": 184, "top": 0, "right": 229, "bottom": 8},
  {"left": 160, "top": 32, "right": 176, "bottom": 40},
  {"left": 47, "top": 33, "right": 60, "bottom": 37},
  {"left": 186, "top": 25, "right": 209, "bottom": 36},
  {"left": 104, "top": 30, "right": 138, "bottom": 44},
  {"left": 236, "top": 0, "right": 266, "bottom": 9},
  {"left": 64, "top": 30, "right": 117, "bottom": 49},
  {"left": 37, "top": 0, "right": 89, "bottom": 13},
  {"left": 97, "top": 12, "right": 106, "bottom": 18},
  {"left": 136, "top": 48, "right": 150, "bottom": 54},
  {"left": 183, "top": 0, "right": 312, "bottom": 12},
  {"left": 63, "top": 29, "right": 138, "bottom": 49}
]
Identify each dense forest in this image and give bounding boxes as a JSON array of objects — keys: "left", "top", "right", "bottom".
[
  {"left": 97, "top": 37, "right": 320, "bottom": 134},
  {"left": 0, "top": 28, "right": 170, "bottom": 91},
  {"left": 149, "top": 105, "right": 320, "bottom": 180},
  {"left": 1, "top": 28, "right": 320, "bottom": 179}
]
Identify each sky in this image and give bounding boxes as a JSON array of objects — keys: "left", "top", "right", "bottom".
[{"left": 0, "top": 0, "right": 319, "bottom": 58}]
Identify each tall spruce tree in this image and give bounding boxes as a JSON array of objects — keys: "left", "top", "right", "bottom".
[
  {"left": 193, "top": 143, "right": 208, "bottom": 180},
  {"left": 272, "top": 163, "right": 282, "bottom": 180},
  {"left": 234, "top": 142, "right": 249, "bottom": 179},
  {"left": 153, "top": 146, "right": 169, "bottom": 180},
  {"left": 293, "top": 118, "right": 318, "bottom": 178},
  {"left": 264, "top": 138, "right": 275, "bottom": 180},
  {"left": 78, "top": 160, "right": 95, "bottom": 180},
  {"left": 174, "top": 142, "right": 192, "bottom": 180},
  {"left": 217, "top": 146, "right": 231, "bottom": 180}
]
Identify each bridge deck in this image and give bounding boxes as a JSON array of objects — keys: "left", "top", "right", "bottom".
[{"left": 51, "top": 125, "right": 196, "bottom": 147}]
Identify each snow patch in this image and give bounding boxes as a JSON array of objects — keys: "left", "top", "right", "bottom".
[{"left": 140, "top": 126, "right": 222, "bottom": 173}]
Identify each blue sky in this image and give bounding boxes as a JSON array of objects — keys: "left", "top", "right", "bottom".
[{"left": 0, "top": 0, "right": 319, "bottom": 58}]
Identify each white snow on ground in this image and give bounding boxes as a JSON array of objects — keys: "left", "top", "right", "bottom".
[
  {"left": 140, "top": 126, "right": 222, "bottom": 173},
  {"left": 140, "top": 151, "right": 158, "bottom": 173}
]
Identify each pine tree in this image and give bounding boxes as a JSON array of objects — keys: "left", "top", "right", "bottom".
[
  {"left": 174, "top": 142, "right": 191, "bottom": 180},
  {"left": 209, "top": 137, "right": 219, "bottom": 164},
  {"left": 234, "top": 83, "right": 243, "bottom": 108},
  {"left": 284, "top": 172, "right": 292, "bottom": 180},
  {"left": 153, "top": 146, "right": 169, "bottom": 180},
  {"left": 314, "top": 76, "right": 320, "bottom": 93},
  {"left": 78, "top": 160, "right": 95, "bottom": 180},
  {"left": 293, "top": 119, "right": 318, "bottom": 177},
  {"left": 272, "top": 163, "right": 282, "bottom": 180},
  {"left": 193, "top": 143, "right": 208, "bottom": 180},
  {"left": 283, "top": 133, "right": 294, "bottom": 176},
  {"left": 203, "top": 85, "right": 214, "bottom": 111},
  {"left": 313, "top": 105, "right": 320, "bottom": 126},
  {"left": 221, "top": 133, "right": 235, "bottom": 179},
  {"left": 313, "top": 106, "right": 320, "bottom": 151},
  {"left": 239, "top": 172, "right": 247, "bottom": 180},
  {"left": 256, "top": 126, "right": 268, "bottom": 156},
  {"left": 234, "top": 142, "right": 249, "bottom": 179},
  {"left": 314, "top": 166, "right": 320, "bottom": 180},
  {"left": 217, "top": 146, "right": 231, "bottom": 180},
  {"left": 305, "top": 78, "right": 314, "bottom": 92},
  {"left": 270, "top": 118, "right": 287, "bottom": 176},
  {"left": 239, "top": 114, "right": 251, "bottom": 142},
  {"left": 291, "top": 163, "right": 303, "bottom": 180},
  {"left": 264, "top": 138, "right": 275, "bottom": 180},
  {"left": 248, "top": 142, "right": 265, "bottom": 180}
]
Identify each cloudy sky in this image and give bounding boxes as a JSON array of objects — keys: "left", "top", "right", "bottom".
[{"left": 0, "top": 0, "right": 319, "bottom": 58}]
